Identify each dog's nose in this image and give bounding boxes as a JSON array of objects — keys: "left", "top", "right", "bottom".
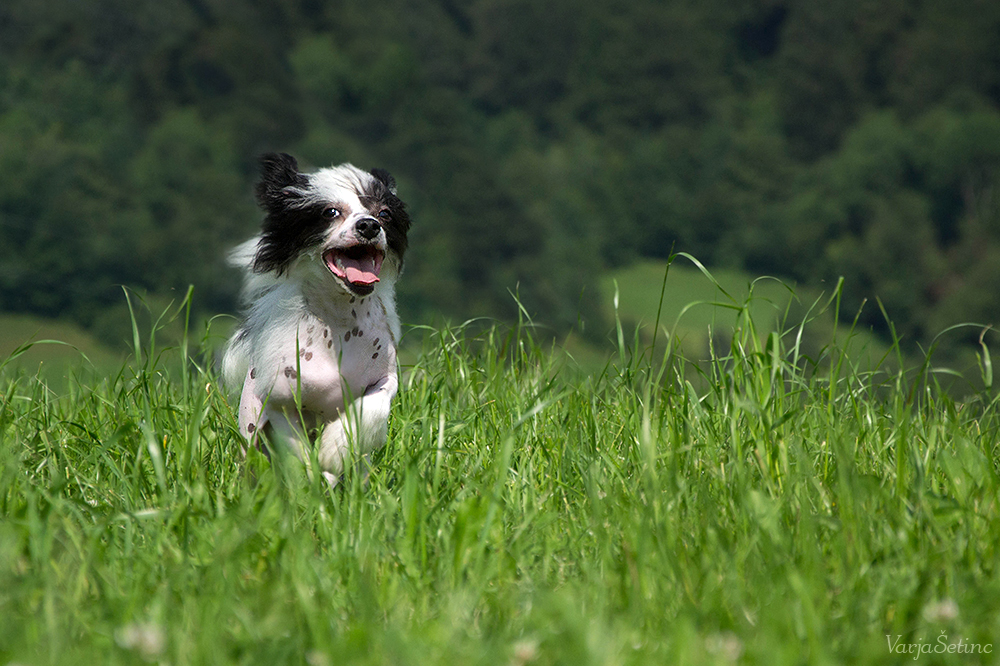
[{"left": 355, "top": 217, "right": 381, "bottom": 240}]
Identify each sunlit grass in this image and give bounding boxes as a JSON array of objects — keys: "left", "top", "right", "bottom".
[
  {"left": 1, "top": 276, "right": 999, "bottom": 665},
  {"left": 0, "top": 312, "right": 125, "bottom": 385},
  {"left": 604, "top": 256, "right": 896, "bottom": 369}
]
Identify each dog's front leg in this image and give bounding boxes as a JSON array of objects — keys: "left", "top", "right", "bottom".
[
  {"left": 317, "top": 373, "right": 398, "bottom": 480},
  {"left": 259, "top": 407, "right": 347, "bottom": 487}
]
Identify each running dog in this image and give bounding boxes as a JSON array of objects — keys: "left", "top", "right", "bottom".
[{"left": 223, "top": 153, "right": 411, "bottom": 485}]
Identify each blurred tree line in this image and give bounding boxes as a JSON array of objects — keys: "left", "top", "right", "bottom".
[{"left": 1, "top": 0, "right": 999, "bottom": 349}]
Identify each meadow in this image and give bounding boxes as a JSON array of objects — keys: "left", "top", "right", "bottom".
[{"left": 2, "top": 261, "right": 999, "bottom": 664}]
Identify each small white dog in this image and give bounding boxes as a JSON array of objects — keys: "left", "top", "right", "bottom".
[{"left": 223, "top": 153, "right": 411, "bottom": 485}]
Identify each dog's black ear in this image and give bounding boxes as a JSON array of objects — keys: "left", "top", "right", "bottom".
[
  {"left": 370, "top": 168, "right": 397, "bottom": 194},
  {"left": 255, "top": 153, "right": 309, "bottom": 212},
  {"left": 252, "top": 153, "right": 319, "bottom": 275}
]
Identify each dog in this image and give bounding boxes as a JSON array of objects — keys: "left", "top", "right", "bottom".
[{"left": 223, "top": 153, "right": 411, "bottom": 485}]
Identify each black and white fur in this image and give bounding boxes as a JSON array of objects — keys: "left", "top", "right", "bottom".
[{"left": 223, "top": 153, "right": 411, "bottom": 485}]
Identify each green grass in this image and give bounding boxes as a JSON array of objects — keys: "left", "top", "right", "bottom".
[
  {"left": 0, "top": 312, "right": 125, "bottom": 384},
  {"left": 2, "top": 283, "right": 1000, "bottom": 665},
  {"left": 604, "top": 257, "right": 896, "bottom": 370},
  {"left": 606, "top": 259, "right": 799, "bottom": 334}
]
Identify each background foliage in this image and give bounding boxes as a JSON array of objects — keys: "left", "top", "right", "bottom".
[{"left": 1, "top": 0, "right": 1000, "bottom": 349}]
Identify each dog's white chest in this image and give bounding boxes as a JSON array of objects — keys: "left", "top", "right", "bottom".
[
  {"left": 324, "top": 296, "right": 395, "bottom": 396},
  {"left": 239, "top": 293, "right": 396, "bottom": 430}
]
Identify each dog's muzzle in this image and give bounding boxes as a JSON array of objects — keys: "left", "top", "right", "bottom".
[{"left": 323, "top": 219, "right": 385, "bottom": 296}]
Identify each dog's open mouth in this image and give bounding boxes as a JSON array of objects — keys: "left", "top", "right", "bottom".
[{"left": 323, "top": 245, "right": 384, "bottom": 295}]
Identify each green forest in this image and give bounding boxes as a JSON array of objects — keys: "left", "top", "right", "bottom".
[{"left": 2, "top": 0, "right": 1000, "bottom": 351}]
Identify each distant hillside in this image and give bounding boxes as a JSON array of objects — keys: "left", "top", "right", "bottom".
[
  {"left": 602, "top": 259, "right": 904, "bottom": 373},
  {"left": 0, "top": 313, "right": 125, "bottom": 383}
]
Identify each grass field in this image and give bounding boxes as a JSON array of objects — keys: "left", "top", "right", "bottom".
[
  {"left": 2, "top": 276, "right": 1000, "bottom": 665},
  {"left": 602, "top": 257, "right": 899, "bottom": 370},
  {"left": 0, "top": 313, "right": 126, "bottom": 385}
]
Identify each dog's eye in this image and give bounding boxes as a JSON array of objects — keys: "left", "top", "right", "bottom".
[
  {"left": 377, "top": 209, "right": 391, "bottom": 220},
  {"left": 322, "top": 207, "right": 341, "bottom": 219}
]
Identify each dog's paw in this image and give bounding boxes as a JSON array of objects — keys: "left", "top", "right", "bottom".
[
  {"left": 317, "top": 418, "right": 353, "bottom": 477},
  {"left": 321, "top": 471, "right": 341, "bottom": 489}
]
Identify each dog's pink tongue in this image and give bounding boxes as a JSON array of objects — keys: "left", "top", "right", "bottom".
[{"left": 344, "top": 256, "right": 379, "bottom": 286}]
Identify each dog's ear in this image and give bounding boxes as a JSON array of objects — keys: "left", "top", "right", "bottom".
[
  {"left": 370, "top": 168, "right": 397, "bottom": 195},
  {"left": 252, "top": 153, "right": 317, "bottom": 275},
  {"left": 256, "top": 153, "right": 309, "bottom": 211}
]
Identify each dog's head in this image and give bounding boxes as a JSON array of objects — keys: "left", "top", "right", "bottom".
[{"left": 251, "top": 153, "right": 410, "bottom": 297}]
